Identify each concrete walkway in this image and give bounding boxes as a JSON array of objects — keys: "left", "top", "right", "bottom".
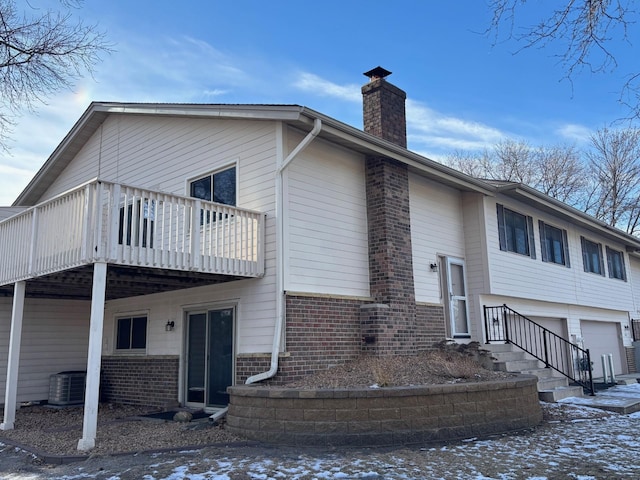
[{"left": 558, "top": 374, "right": 640, "bottom": 414}]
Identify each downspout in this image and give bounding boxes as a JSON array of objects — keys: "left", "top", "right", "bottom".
[{"left": 246, "top": 117, "right": 322, "bottom": 384}]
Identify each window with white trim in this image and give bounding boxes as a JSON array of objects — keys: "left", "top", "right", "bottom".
[
  {"left": 497, "top": 204, "right": 536, "bottom": 258},
  {"left": 116, "top": 315, "right": 148, "bottom": 352},
  {"left": 606, "top": 246, "right": 627, "bottom": 281},
  {"left": 189, "top": 166, "right": 236, "bottom": 206},
  {"left": 581, "top": 237, "right": 604, "bottom": 275},
  {"left": 539, "top": 221, "right": 570, "bottom": 267}
]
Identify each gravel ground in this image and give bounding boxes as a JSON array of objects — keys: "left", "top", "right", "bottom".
[{"left": 1, "top": 403, "right": 639, "bottom": 479}]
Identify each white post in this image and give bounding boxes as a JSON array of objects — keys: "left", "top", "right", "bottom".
[
  {"left": 601, "top": 355, "right": 609, "bottom": 383},
  {"left": 1, "top": 281, "right": 26, "bottom": 430},
  {"left": 77, "top": 262, "right": 107, "bottom": 451},
  {"left": 607, "top": 353, "right": 616, "bottom": 384}
]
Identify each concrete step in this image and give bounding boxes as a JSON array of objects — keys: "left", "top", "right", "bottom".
[
  {"left": 484, "top": 343, "right": 514, "bottom": 354},
  {"left": 537, "top": 376, "right": 570, "bottom": 390},
  {"left": 491, "top": 351, "right": 526, "bottom": 362},
  {"left": 521, "top": 368, "right": 554, "bottom": 379},
  {"left": 538, "top": 385, "right": 584, "bottom": 402},
  {"left": 494, "top": 359, "right": 541, "bottom": 372}
]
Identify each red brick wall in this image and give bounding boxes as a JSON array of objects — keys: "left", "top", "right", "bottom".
[
  {"left": 100, "top": 356, "right": 179, "bottom": 408},
  {"left": 416, "top": 303, "right": 447, "bottom": 350},
  {"left": 362, "top": 76, "right": 407, "bottom": 148}
]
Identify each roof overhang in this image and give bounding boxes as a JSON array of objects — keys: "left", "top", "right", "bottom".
[
  {"left": 14, "top": 102, "right": 494, "bottom": 206},
  {"left": 496, "top": 183, "right": 640, "bottom": 251}
]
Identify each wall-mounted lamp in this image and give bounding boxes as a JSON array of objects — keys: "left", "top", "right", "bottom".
[
  {"left": 624, "top": 324, "right": 630, "bottom": 330},
  {"left": 429, "top": 262, "right": 438, "bottom": 272},
  {"left": 165, "top": 320, "right": 175, "bottom": 332}
]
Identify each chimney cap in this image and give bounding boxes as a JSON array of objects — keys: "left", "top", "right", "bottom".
[{"left": 364, "top": 66, "right": 392, "bottom": 81}]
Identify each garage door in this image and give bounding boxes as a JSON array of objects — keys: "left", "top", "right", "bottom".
[{"left": 581, "top": 321, "right": 624, "bottom": 378}]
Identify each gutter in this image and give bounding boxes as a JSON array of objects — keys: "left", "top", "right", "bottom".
[{"left": 245, "top": 117, "right": 322, "bottom": 384}]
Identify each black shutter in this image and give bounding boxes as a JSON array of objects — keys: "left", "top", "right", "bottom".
[
  {"left": 527, "top": 216, "right": 536, "bottom": 259},
  {"left": 562, "top": 229, "right": 570, "bottom": 268},
  {"left": 497, "top": 204, "right": 507, "bottom": 251}
]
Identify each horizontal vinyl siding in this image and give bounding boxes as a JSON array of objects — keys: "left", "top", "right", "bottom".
[
  {"left": 410, "top": 174, "right": 465, "bottom": 304},
  {"left": 103, "top": 277, "right": 276, "bottom": 356},
  {"left": 485, "top": 196, "right": 634, "bottom": 312},
  {"left": 286, "top": 132, "right": 369, "bottom": 297},
  {"left": 0, "top": 298, "right": 90, "bottom": 402},
  {"left": 33, "top": 115, "right": 279, "bottom": 355},
  {"left": 630, "top": 256, "right": 640, "bottom": 317}
]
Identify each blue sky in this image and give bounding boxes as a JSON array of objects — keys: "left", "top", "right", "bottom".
[{"left": 1, "top": 0, "right": 638, "bottom": 205}]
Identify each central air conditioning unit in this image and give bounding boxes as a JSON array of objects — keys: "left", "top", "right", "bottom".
[{"left": 48, "top": 371, "right": 86, "bottom": 406}]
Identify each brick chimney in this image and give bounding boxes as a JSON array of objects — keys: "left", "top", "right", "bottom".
[
  {"left": 360, "top": 67, "right": 419, "bottom": 356},
  {"left": 362, "top": 66, "right": 407, "bottom": 148}
]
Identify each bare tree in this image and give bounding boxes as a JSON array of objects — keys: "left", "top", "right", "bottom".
[
  {"left": 0, "top": 0, "right": 109, "bottom": 149},
  {"left": 446, "top": 140, "right": 586, "bottom": 207},
  {"left": 584, "top": 127, "right": 640, "bottom": 234},
  {"left": 487, "top": 0, "right": 640, "bottom": 118}
]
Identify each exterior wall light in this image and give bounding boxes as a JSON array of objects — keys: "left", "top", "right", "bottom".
[{"left": 165, "top": 320, "right": 175, "bottom": 332}]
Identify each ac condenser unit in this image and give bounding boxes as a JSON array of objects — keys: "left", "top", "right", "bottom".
[{"left": 48, "top": 371, "right": 86, "bottom": 406}]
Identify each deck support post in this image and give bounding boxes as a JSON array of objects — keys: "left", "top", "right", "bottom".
[
  {"left": 77, "top": 262, "right": 107, "bottom": 451},
  {"left": 1, "top": 281, "right": 26, "bottom": 431}
]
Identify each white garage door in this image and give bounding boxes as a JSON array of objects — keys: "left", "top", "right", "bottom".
[{"left": 581, "top": 321, "right": 624, "bottom": 378}]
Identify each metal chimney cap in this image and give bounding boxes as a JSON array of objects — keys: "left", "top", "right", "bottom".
[{"left": 364, "top": 66, "right": 392, "bottom": 80}]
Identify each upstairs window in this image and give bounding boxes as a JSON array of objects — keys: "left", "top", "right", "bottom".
[
  {"left": 497, "top": 204, "right": 536, "bottom": 258},
  {"left": 581, "top": 237, "right": 604, "bottom": 275},
  {"left": 606, "top": 246, "right": 627, "bottom": 281},
  {"left": 189, "top": 166, "right": 236, "bottom": 206},
  {"left": 116, "top": 315, "right": 147, "bottom": 352},
  {"left": 539, "top": 221, "right": 570, "bottom": 267}
]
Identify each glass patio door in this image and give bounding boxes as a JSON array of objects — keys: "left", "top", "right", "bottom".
[{"left": 186, "top": 307, "right": 234, "bottom": 407}]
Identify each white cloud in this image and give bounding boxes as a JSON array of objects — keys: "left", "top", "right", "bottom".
[
  {"left": 406, "top": 99, "right": 506, "bottom": 154},
  {"left": 556, "top": 123, "right": 592, "bottom": 144},
  {"left": 293, "top": 72, "right": 361, "bottom": 103}
]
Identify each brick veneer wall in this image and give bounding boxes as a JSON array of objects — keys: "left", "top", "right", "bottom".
[
  {"left": 227, "top": 376, "right": 542, "bottom": 446},
  {"left": 625, "top": 346, "right": 637, "bottom": 373},
  {"left": 100, "top": 356, "right": 179, "bottom": 408},
  {"left": 272, "top": 294, "right": 363, "bottom": 384},
  {"left": 415, "top": 303, "right": 447, "bottom": 350}
]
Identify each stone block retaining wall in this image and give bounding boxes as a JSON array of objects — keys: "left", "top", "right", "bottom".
[{"left": 226, "top": 376, "right": 541, "bottom": 446}]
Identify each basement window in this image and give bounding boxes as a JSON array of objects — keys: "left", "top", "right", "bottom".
[{"left": 116, "top": 315, "right": 148, "bottom": 352}]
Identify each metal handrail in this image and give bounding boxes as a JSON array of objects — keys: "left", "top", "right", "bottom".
[
  {"left": 484, "top": 304, "right": 595, "bottom": 395},
  {"left": 632, "top": 319, "right": 640, "bottom": 342}
]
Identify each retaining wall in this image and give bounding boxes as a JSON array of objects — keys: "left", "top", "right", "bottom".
[{"left": 227, "top": 376, "right": 542, "bottom": 446}]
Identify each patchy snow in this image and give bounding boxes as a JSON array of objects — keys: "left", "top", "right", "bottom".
[{"left": 2, "top": 392, "right": 640, "bottom": 479}]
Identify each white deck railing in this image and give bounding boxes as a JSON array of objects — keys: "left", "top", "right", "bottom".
[{"left": 0, "top": 180, "right": 265, "bottom": 286}]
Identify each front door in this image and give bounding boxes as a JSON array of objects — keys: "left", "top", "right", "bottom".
[
  {"left": 186, "top": 307, "right": 234, "bottom": 407},
  {"left": 446, "top": 257, "right": 470, "bottom": 338}
]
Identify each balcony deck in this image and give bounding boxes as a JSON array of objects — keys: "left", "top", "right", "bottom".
[{"left": 0, "top": 180, "right": 265, "bottom": 299}]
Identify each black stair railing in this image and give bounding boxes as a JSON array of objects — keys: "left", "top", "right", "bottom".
[
  {"left": 484, "top": 305, "right": 595, "bottom": 395},
  {"left": 632, "top": 319, "right": 640, "bottom": 342}
]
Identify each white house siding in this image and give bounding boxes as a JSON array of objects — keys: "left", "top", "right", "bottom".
[
  {"left": 484, "top": 196, "right": 634, "bottom": 315},
  {"left": 629, "top": 256, "right": 640, "bottom": 318},
  {"left": 410, "top": 173, "right": 466, "bottom": 305},
  {"left": 461, "top": 192, "right": 491, "bottom": 341},
  {"left": 286, "top": 131, "right": 370, "bottom": 297},
  {"left": 30, "top": 114, "right": 281, "bottom": 356},
  {"left": 0, "top": 298, "right": 90, "bottom": 402}
]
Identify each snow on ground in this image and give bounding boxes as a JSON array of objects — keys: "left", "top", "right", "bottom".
[{"left": 2, "top": 385, "right": 640, "bottom": 479}]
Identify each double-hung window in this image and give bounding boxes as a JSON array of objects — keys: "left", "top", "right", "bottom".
[
  {"left": 497, "top": 204, "right": 536, "bottom": 258},
  {"left": 606, "top": 246, "right": 627, "bottom": 281},
  {"left": 581, "top": 237, "right": 604, "bottom": 275},
  {"left": 539, "top": 221, "right": 570, "bottom": 267},
  {"left": 116, "top": 315, "right": 148, "bottom": 352}
]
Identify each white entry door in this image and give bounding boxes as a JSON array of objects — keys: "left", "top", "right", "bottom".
[{"left": 446, "top": 257, "right": 470, "bottom": 337}]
